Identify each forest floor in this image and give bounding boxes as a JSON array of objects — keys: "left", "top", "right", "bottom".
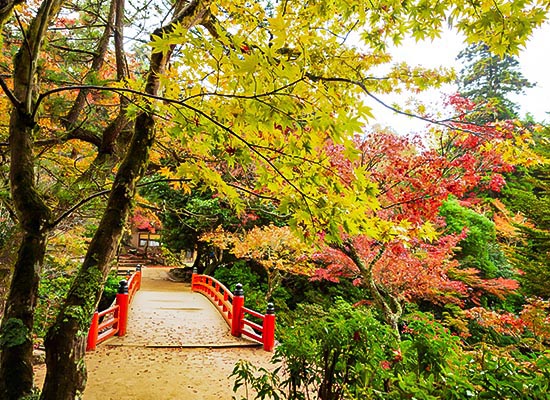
[{"left": 34, "top": 268, "right": 276, "bottom": 399}]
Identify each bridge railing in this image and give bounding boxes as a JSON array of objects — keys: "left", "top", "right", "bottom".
[
  {"left": 191, "top": 271, "right": 276, "bottom": 351},
  {"left": 86, "top": 266, "right": 142, "bottom": 351}
]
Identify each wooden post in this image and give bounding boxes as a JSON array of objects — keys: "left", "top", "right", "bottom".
[
  {"left": 231, "top": 283, "right": 244, "bottom": 337},
  {"left": 263, "top": 302, "right": 276, "bottom": 352},
  {"left": 191, "top": 267, "right": 198, "bottom": 291},
  {"left": 116, "top": 280, "right": 129, "bottom": 336},
  {"left": 135, "top": 264, "right": 142, "bottom": 291},
  {"left": 86, "top": 311, "right": 99, "bottom": 351}
]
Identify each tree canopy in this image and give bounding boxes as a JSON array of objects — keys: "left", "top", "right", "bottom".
[
  {"left": 0, "top": 0, "right": 549, "bottom": 398},
  {"left": 457, "top": 42, "right": 535, "bottom": 122}
]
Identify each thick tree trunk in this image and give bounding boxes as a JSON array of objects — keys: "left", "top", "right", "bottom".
[
  {"left": 0, "top": 108, "right": 52, "bottom": 400},
  {"left": 0, "top": 0, "right": 70, "bottom": 396},
  {"left": 40, "top": 1, "right": 212, "bottom": 398},
  {"left": 0, "top": 231, "right": 47, "bottom": 399}
]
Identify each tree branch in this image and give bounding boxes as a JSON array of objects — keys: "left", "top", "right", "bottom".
[
  {"left": 47, "top": 178, "right": 193, "bottom": 230},
  {"left": 0, "top": 76, "right": 21, "bottom": 107},
  {"left": 305, "top": 73, "right": 492, "bottom": 136}
]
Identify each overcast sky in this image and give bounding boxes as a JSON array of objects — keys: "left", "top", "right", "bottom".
[{"left": 368, "top": 23, "right": 550, "bottom": 132}]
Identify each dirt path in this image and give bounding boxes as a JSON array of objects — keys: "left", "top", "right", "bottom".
[{"left": 34, "top": 268, "right": 276, "bottom": 399}]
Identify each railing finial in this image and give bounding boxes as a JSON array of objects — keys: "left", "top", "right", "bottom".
[
  {"left": 118, "top": 279, "right": 129, "bottom": 294},
  {"left": 266, "top": 302, "right": 275, "bottom": 315},
  {"left": 234, "top": 283, "right": 244, "bottom": 296}
]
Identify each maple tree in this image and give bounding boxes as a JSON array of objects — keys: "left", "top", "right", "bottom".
[
  {"left": 0, "top": 0, "right": 549, "bottom": 399},
  {"left": 202, "top": 224, "right": 314, "bottom": 299},
  {"left": 312, "top": 96, "right": 538, "bottom": 333}
]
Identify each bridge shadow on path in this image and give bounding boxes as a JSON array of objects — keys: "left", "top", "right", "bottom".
[{"left": 108, "top": 267, "right": 259, "bottom": 348}]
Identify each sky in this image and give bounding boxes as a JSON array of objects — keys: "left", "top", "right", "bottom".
[{"left": 368, "top": 23, "right": 550, "bottom": 132}]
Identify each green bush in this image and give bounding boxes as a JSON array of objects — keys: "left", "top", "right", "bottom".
[
  {"left": 214, "top": 261, "right": 291, "bottom": 317},
  {"left": 97, "top": 271, "right": 121, "bottom": 311},
  {"left": 35, "top": 270, "right": 122, "bottom": 342},
  {"left": 232, "top": 307, "right": 550, "bottom": 400},
  {"left": 34, "top": 271, "right": 72, "bottom": 340},
  {"left": 439, "top": 198, "right": 501, "bottom": 278},
  {"left": 232, "top": 299, "right": 400, "bottom": 400}
]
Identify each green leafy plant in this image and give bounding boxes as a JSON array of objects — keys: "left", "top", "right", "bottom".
[
  {"left": 232, "top": 299, "right": 400, "bottom": 399},
  {"left": 34, "top": 271, "right": 72, "bottom": 341}
]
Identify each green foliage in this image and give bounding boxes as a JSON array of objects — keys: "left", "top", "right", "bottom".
[
  {"left": 21, "top": 388, "right": 41, "bottom": 400},
  {"left": 34, "top": 271, "right": 72, "bottom": 340},
  {"left": 0, "top": 202, "right": 13, "bottom": 249},
  {"left": 233, "top": 306, "right": 550, "bottom": 399},
  {"left": 97, "top": 271, "right": 121, "bottom": 311},
  {"left": 457, "top": 42, "right": 534, "bottom": 123},
  {"left": 34, "top": 269, "right": 119, "bottom": 340},
  {"left": 400, "top": 312, "right": 463, "bottom": 380},
  {"left": 214, "top": 261, "right": 291, "bottom": 316},
  {"left": 140, "top": 177, "right": 285, "bottom": 273},
  {"left": 440, "top": 198, "right": 504, "bottom": 277},
  {"left": 0, "top": 318, "right": 30, "bottom": 348},
  {"left": 283, "top": 274, "right": 368, "bottom": 312},
  {"left": 233, "top": 299, "right": 400, "bottom": 399},
  {"left": 159, "top": 247, "right": 193, "bottom": 268},
  {"left": 500, "top": 128, "right": 550, "bottom": 297},
  {"left": 465, "top": 347, "right": 550, "bottom": 399}
]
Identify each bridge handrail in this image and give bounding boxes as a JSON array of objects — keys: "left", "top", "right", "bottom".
[
  {"left": 127, "top": 268, "right": 141, "bottom": 303},
  {"left": 191, "top": 271, "right": 276, "bottom": 351},
  {"left": 86, "top": 266, "right": 142, "bottom": 351}
]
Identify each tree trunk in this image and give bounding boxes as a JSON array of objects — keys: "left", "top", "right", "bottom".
[
  {"left": 40, "top": 1, "right": 212, "bottom": 398},
  {"left": 0, "top": 0, "right": 62, "bottom": 395},
  {"left": 0, "top": 231, "right": 47, "bottom": 399},
  {"left": 0, "top": 110, "right": 51, "bottom": 399},
  {"left": 337, "top": 242, "right": 402, "bottom": 336}
]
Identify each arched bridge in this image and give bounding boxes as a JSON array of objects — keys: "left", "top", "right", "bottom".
[{"left": 86, "top": 267, "right": 276, "bottom": 352}]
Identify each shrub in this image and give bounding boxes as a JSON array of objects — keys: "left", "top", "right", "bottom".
[{"left": 232, "top": 307, "right": 550, "bottom": 400}]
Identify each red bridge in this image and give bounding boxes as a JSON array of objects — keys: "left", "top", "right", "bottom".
[{"left": 86, "top": 267, "right": 276, "bottom": 352}]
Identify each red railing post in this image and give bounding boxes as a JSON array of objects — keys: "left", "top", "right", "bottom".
[
  {"left": 263, "top": 302, "right": 276, "bottom": 351},
  {"left": 231, "top": 283, "right": 244, "bottom": 337},
  {"left": 116, "top": 280, "right": 129, "bottom": 336},
  {"left": 191, "top": 267, "right": 198, "bottom": 291},
  {"left": 86, "top": 311, "right": 99, "bottom": 351},
  {"left": 135, "top": 264, "right": 142, "bottom": 291}
]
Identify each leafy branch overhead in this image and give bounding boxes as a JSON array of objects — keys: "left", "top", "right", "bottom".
[{"left": 0, "top": 0, "right": 549, "bottom": 398}]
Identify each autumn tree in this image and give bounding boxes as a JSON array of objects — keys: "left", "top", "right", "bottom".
[
  {"left": 202, "top": 224, "right": 314, "bottom": 299},
  {"left": 0, "top": 0, "right": 549, "bottom": 399},
  {"left": 313, "top": 102, "right": 539, "bottom": 333}
]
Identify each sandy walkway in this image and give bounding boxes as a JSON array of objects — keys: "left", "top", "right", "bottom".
[{"left": 34, "top": 268, "right": 277, "bottom": 399}]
